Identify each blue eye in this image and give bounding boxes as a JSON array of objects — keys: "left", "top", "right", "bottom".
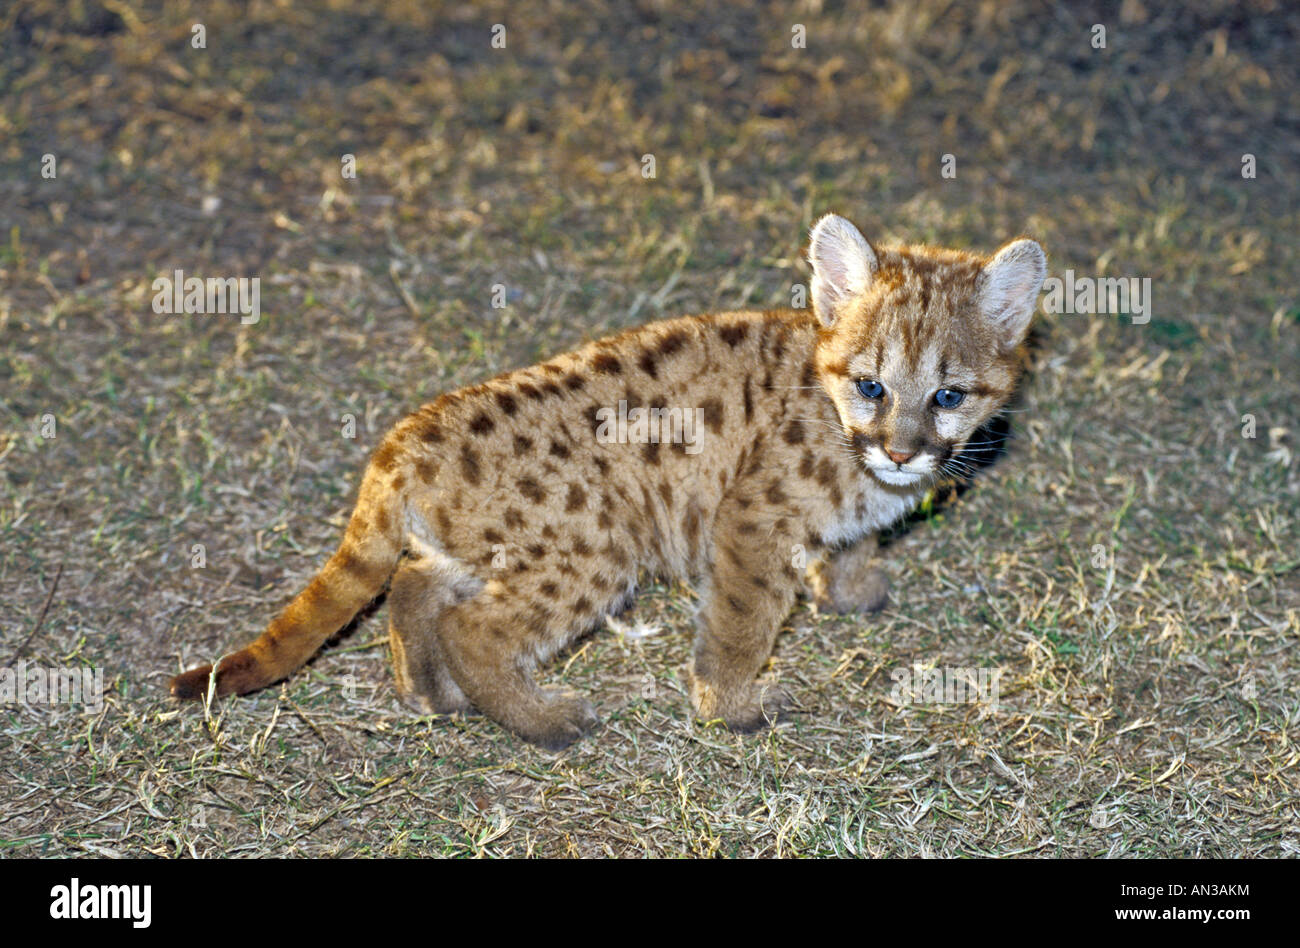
[
  {"left": 856, "top": 379, "right": 884, "bottom": 399},
  {"left": 934, "top": 388, "right": 965, "bottom": 408}
]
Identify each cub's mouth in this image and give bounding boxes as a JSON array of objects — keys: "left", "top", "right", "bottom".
[{"left": 869, "top": 465, "right": 927, "bottom": 487}]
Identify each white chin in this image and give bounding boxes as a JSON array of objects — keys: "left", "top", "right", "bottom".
[{"left": 871, "top": 467, "right": 925, "bottom": 487}]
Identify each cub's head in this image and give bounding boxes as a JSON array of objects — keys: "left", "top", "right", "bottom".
[{"left": 808, "top": 213, "right": 1045, "bottom": 488}]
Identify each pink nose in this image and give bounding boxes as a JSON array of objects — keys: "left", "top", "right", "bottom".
[{"left": 886, "top": 449, "right": 917, "bottom": 465}]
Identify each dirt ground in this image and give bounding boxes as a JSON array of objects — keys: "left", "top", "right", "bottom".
[{"left": 1, "top": 0, "right": 1297, "bottom": 856}]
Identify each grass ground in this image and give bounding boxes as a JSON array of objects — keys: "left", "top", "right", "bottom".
[{"left": 1, "top": 0, "right": 1297, "bottom": 857}]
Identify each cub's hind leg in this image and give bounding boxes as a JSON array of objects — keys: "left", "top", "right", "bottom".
[
  {"left": 388, "top": 557, "right": 476, "bottom": 715},
  {"left": 436, "top": 591, "right": 598, "bottom": 751}
]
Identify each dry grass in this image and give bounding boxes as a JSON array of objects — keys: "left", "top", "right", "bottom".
[{"left": 1, "top": 0, "right": 1297, "bottom": 857}]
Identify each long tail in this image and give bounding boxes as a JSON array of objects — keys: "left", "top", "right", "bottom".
[{"left": 170, "top": 458, "right": 405, "bottom": 700}]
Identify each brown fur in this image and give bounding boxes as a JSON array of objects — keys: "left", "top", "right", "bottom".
[{"left": 170, "top": 215, "right": 1045, "bottom": 750}]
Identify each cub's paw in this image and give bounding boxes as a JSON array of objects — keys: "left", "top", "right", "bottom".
[
  {"left": 813, "top": 565, "right": 889, "bottom": 615},
  {"left": 525, "top": 689, "right": 599, "bottom": 751},
  {"left": 691, "top": 678, "right": 793, "bottom": 733},
  {"left": 393, "top": 661, "right": 475, "bottom": 717},
  {"left": 725, "top": 683, "right": 793, "bottom": 732}
]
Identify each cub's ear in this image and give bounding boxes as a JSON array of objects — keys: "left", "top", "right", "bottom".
[
  {"left": 977, "top": 238, "right": 1047, "bottom": 348},
  {"left": 808, "top": 213, "right": 878, "bottom": 328}
]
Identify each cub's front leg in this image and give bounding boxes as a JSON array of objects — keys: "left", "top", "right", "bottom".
[
  {"left": 808, "top": 533, "right": 890, "bottom": 615},
  {"left": 689, "top": 495, "right": 803, "bottom": 731}
]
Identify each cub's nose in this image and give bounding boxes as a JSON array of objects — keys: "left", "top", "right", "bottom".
[{"left": 886, "top": 448, "right": 917, "bottom": 465}]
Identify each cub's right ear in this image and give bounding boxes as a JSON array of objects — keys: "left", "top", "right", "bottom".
[{"left": 808, "top": 214, "right": 878, "bottom": 328}]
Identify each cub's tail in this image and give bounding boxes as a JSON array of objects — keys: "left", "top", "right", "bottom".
[{"left": 170, "top": 456, "right": 404, "bottom": 700}]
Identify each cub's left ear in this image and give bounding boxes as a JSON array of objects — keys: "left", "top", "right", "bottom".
[{"left": 977, "top": 238, "right": 1047, "bottom": 347}]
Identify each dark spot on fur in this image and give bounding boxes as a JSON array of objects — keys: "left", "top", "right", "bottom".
[
  {"left": 469, "top": 412, "right": 495, "bottom": 435},
  {"left": 700, "top": 397, "right": 724, "bottom": 434},
  {"left": 565, "top": 483, "right": 587, "bottom": 512},
  {"left": 504, "top": 508, "right": 526, "bottom": 530},
  {"left": 816, "top": 458, "right": 843, "bottom": 506},
  {"left": 495, "top": 392, "right": 519, "bottom": 416},
  {"left": 783, "top": 420, "right": 804, "bottom": 445},
  {"left": 372, "top": 441, "right": 400, "bottom": 472},
  {"left": 518, "top": 476, "right": 546, "bottom": 503},
  {"left": 771, "top": 327, "right": 788, "bottom": 363},
  {"left": 658, "top": 330, "right": 688, "bottom": 357},
  {"left": 417, "top": 418, "right": 443, "bottom": 443},
  {"left": 484, "top": 528, "right": 504, "bottom": 544},
  {"left": 592, "top": 353, "right": 622, "bottom": 374},
  {"left": 549, "top": 440, "right": 570, "bottom": 460},
  {"left": 719, "top": 323, "right": 747, "bottom": 347},
  {"left": 414, "top": 457, "right": 438, "bottom": 482},
  {"left": 460, "top": 445, "right": 481, "bottom": 485},
  {"left": 540, "top": 582, "right": 559, "bottom": 599},
  {"left": 513, "top": 435, "right": 533, "bottom": 457},
  {"left": 683, "top": 508, "right": 700, "bottom": 548},
  {"left": 657, "top": 480, "right": 673, "bottom": 507},
  {"left": 801, "top": 358, "right": 817, "bottom": 389},
  {"left": 638, "top": 350, "right": 658, "bottom": 378},
  {"left": 799, "top": 450, "right": 815, "bottom": 479}
]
